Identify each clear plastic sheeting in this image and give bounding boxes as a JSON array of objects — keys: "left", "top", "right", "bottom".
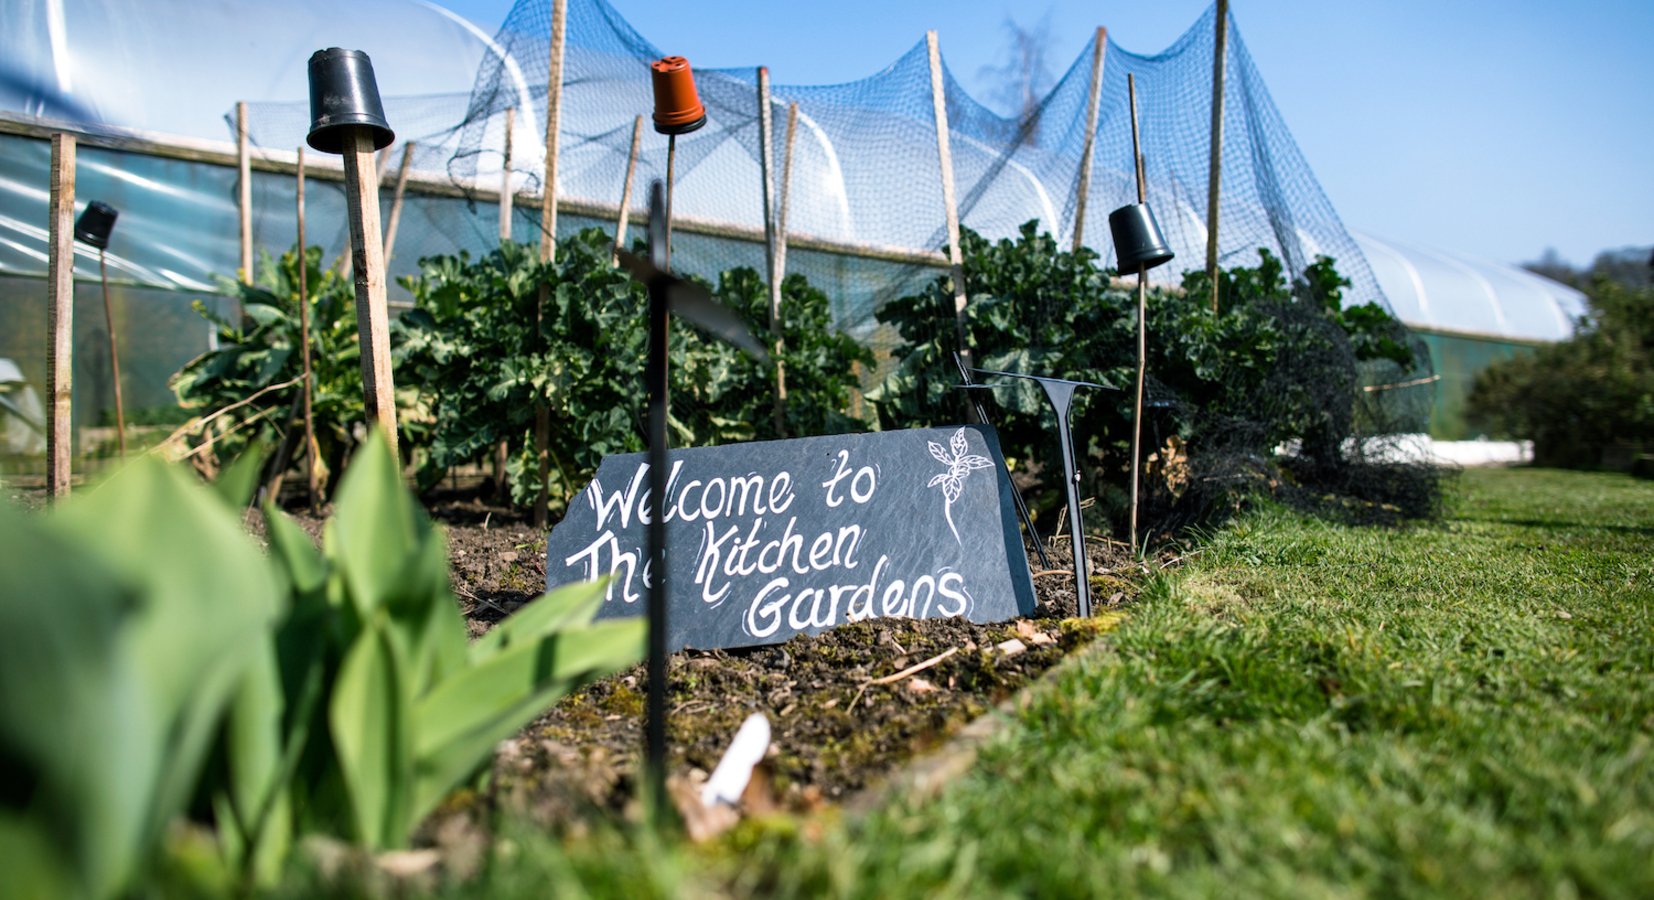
[
  {"left": 0, "top": 0, "right": 491, "bottom": 141},
  {"left": 1352, "top": 231, "right": 1585, "bottom": 342}
]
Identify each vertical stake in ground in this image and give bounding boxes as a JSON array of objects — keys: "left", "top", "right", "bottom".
[
  {"left": 296, "top": 146, "right": 319, "bottom": 512},
  {"left": 74, "top": 201, "right": 122, "bottom": 458},
  {"left": 1108, "top": 75, "right": 1175, "bottom": 553},
  {"left": 773, "top": 103, "right": 798, "bottom": 429},
  {"left": 614, "top": 184, "right": 766, "bottom": 821},
  {"left": 927, "top": 31, "right": 971, "bottom": 374},
  {"left": 237, "top": 102, "right": 252, "bottom": 288},
  {"left": 613, "top": 115, "right": 644, "bottom": 265},
  {"left": 960, "top": 366, "right": 1114, "bottom": 616},
  {"left": 534, "top": 0, "right": 567, "bottom": 529},
  {"left": 1205, "top": 0, "right": 1229, "bottom": 312},
  {"left": 307, "top": 48, "right": 398, "bottom": 454},
  {"left": 1072, "top": 27, "right": 1107, "bottom": 253},
  {"left": 500, "top": 107, "right": 516, "bottom": 244},
  {"left": 381, "top": 141, "right": 415, "bottom": 267},
  {"left": 757, "top": 67, "right": 786, "bottom": 436},
  {"left": 45, "top": 133, "right": 74, "bottom": 500}
]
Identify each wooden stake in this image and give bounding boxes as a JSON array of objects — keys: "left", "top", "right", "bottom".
[
  {"left": 237, "top": 102, "right": 252, "bottom": 285},
  {"left": 773, "top": 102, "right": 799, "bottom": 434},
  {"left": 297, "top": 146, "right": 319, "bottom": 512},
  {"left": 1127, "top": 74, "right": 1146, "bottom": 553},
  {"left": 381, "top": 141, "right": 415, "bottom": 264},
  {"left": 540, "top": 0, "right": 566, "bottom": 264},
  {"left": 927, "top": 31, "right": 970, "bottom": 367},
  {"left": 613, "top": 114, "right": 644, "bottom": 264},
  {"left": 757, "top": 68, "right": 787, "bottom": 437},
  {"left": 534, "top": 0, "right": 567, "bottom": 529},
  {"left": 340, "top": 129, "right": 397, "bottom": 453},
  {"left": 1072, "top": 27, "right": 1107, "bottom": 253},
  {"left": 500, "top": 107, "right": 515, "bottom": 243},
  {"left": 1206, "top": 0, "right": 1229, "bottom": 312},
  {"left": 98, "top": 250, "right": 125, "bottom": 457},
  {"left": 46, "top": 133, "right": 74, "bottom": 500}
]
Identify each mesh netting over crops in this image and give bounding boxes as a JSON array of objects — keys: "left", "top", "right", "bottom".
[
  {"left": 236, "top": 0, "right": 1395, "bottom": 344},
  {"left": 234, "top": 0, "right": 1441, "bottom": 528}
]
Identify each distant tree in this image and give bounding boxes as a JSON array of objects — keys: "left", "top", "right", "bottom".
[
  {"left": 1467, "top": 276, "right": 1654, "bottom": 468},
  {"left": 1523, "top": 245, "right": 1654, "bottom": 289},
  {"left": 978, "top": 13, "right": 1055, "bottom": 145}
]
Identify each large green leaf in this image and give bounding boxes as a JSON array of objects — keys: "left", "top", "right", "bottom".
[
  {"left": 467, "top": 577, "right": 607, "bottom": 661},
  {"left": 410, "top": 616, "right": 645, "bottom": 822},
  {"left": 329, "top": 621, "right": 413, "bottom": 849}
]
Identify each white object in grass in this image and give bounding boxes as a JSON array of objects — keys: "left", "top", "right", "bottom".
[{"left": 701, "top": 713, "right": 771, "bottom": 808}]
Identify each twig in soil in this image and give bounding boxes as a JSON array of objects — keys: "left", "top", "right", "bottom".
[
  {"left": 454, "top": 584, "right": 510, "bottom": 617},
  {"left": 848, "top": 647, "right": 960, "bottom": 712}
]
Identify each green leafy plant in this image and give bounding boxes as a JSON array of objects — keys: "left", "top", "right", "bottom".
[
  {"left": 396, "top": 230, "right": 870, "bottom": 514},
  {"left": 171, "top": 246, "right": 425, "bottom": 492},
  {"left": 868, "top": 223, "right": 1421, "bottom": 527},
  {"left": 1468, "top": 277, "right": 1654, "bottom": 467},
  {"left": 209, "top": 431, "right": 645, "bottom": 875},
  {"left": 0, "top": 450, "right": 281, "bottom": 900}
]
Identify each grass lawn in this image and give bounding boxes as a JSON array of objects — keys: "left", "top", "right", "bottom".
[{"left": 299, "top": 467, "right": 1654, "bottom": 898}]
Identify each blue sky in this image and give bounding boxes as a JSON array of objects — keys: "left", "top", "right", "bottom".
[{"left": 439, "top": 0, "right": 1651, "bottom": 268}]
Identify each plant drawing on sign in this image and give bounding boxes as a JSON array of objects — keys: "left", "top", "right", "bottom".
[{"left": 927, "top": 427, "right": 994, "bottom": 543}]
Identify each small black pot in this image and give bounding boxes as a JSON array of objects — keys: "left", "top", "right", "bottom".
[
  {"left": 74, "top": 201, "right": 118, "bottom": 249},
  {"left": 306, "top": 48, "right": 395, "bottom": 154},
  {"left": 1108, "top": 202, "right": 1174, "bottom": 272}
]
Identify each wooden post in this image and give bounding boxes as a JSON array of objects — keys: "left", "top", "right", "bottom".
[
  {"left": 340, "top": 129, "right": 397, "bottom": 453},
  {"left": 757, "top": 68, "right": 787, "bottom": 437},
  {"left": 381, "top": 141, "right": 415, "bottom": 264},
  {"left": 540, "top": 0, "right": 566, "bottom": 265},
  {"left": 533, "top": 0, "right": 566, "bottom": 529},
  {"left": 237, "top": 102, "right": 253, "bottom": 285},
  {"left": 297, "top": 146, "right": 319, "bottom": 512},
  {"left": 1205, "top": 0, "right": 1229, "bottom": 312},
  {"left": 613, "top": 114, "right": 644, "bottom": 264},
  {"left": 773, "top": 102, "right": 799, "bottom": 434},
  {"left": 499, "top": 107, "right": 515, "bottom": 243},
  {"left": 98, "top": 251, "right": 125, "bottom": 457},
  {"left": 1072, "top": 28, "right": 1107, "bottom": 253},
  {"left": 46, "top": 133, "right": 74, "bottom": 500},
  {"left": 1128, "top": 74, "right": 1147, "bottom": 553},
  {"left": 927, "top": 31, "right": 970, "bottom": 367}
]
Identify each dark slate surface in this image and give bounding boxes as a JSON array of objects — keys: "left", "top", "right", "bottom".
[{"left": 543, "top": 425, "right": 1038, "bottom": 651}]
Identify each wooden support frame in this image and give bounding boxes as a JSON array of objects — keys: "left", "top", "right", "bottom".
[
  {"left": 1072, "top": 28, "right": 1108, "bottom": 253},
  {"left": 533, "top": 0, "right": 567, "bottom": 528},
  {"left": 927, "top": 31, "right": 969, "bottom": 365},
  {"left": 1205, "top": 0, "right": 1229, "bottom": 311},
  {"left": 499, "top": 107, "right": 515, "bottom": 243},
  {"left": 340, "top": 130, "right": 397, "bottom": 452},
  {"left": 46, "top": 133, "right": 74, "bottom": 500},
  {"left": 381, "top": 141, "right": 415, "bottom": 264},
  {"left": 614, "top": 115, "right": 644, "bottom": 264},
  {"left": 237, "top": 102, "right": 252, "bottom": 285}
]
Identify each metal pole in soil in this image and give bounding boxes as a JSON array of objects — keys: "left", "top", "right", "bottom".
[
  {"left": 97, "top": 249, "right": 125, "bottom": 458},
  {"left": 664, "top": 134, "right": 676, "bottom": 269},
  {"left": 297, "top": 146, "right": 318, "bottom": 513},
  {"left": 1128, "top": 73, "right": 1147, "bottom": 553},
  {"left": 644, "top": 182, "right": 671, "bottom": 817}
]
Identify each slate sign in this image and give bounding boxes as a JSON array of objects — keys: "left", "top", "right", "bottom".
[{"left": 543, "top": 425, "right": 1037, "bottom": 651}]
